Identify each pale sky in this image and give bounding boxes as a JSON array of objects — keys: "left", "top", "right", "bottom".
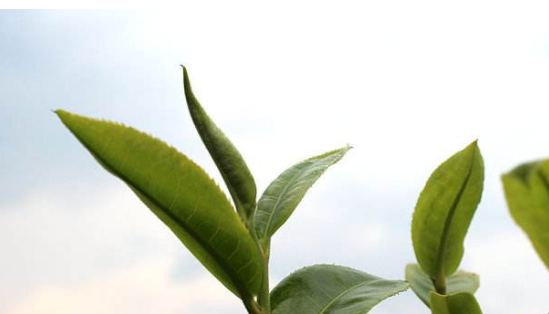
[{"left": 2, "top": 5, "right": 549, "bottom": 313}]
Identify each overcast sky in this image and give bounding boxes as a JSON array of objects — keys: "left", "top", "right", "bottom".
[{"left": 2, "top": 5, "right": 549, "bottom": 313}]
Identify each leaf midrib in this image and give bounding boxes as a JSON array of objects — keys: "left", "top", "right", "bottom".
[
  {"left": 260, "top": 165, "right": 305, "bottom": 241},
  {"left": 316, "top": 278, "right": 383, "bottom": 314},
  {"left": 435, "top": 149, "right": 477, "bottom": 277}
]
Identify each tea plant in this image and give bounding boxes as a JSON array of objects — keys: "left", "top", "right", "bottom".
[
  {"left": 406, "top": 141, "right": 484, "bottom": 313},
  {"left": 57, "top": 66, "right": 549, "bottom": 314},
  {"left": 401, "top": 140, "right": 549, "bottom": 313},
  {"left": 56, "top": 66, "right": 408, "bottom": 314}
]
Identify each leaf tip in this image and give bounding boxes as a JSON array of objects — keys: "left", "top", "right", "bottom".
[
  {"left": 53, "top": 108, "right": 66, "bottom": 115},
  {"left": 54, "top": 109, "right": 73, "bottom": 124},
  {"left": 468, "top": 139, "right": 480, "bottom": 150},
  {"left": 461, "top": 139, "right": 483, "bottom": 164},
  {"left": 182, "top": 65, "right": 190, "bottom": 87},
  {"left": 181, "top": 65, "right": 197, "bottom": 106}
]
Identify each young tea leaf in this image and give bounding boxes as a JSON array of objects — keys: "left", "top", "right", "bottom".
[
  {"left": 183, "top": 66, "right": 257, "bottom": 220},
  {"left": 502, "top": 160, "right": 549, "bottom": 270},
  {"left": 406, "top": 263, "right": 479, "bottom": 307},
  {"left": 254, "top": 146, "right": 351, "bottom": 246},
  {"left": 430, "top": 292, "right": 483, "bottom": 314},
  {"left": 56, "top": 110, "right": 263, "bottom": 300},
  {"left": 412, "top": 141, "right": 484, "bottom": 279},
  {"left": 270, "top": 264, "right": 408, "bottom": 314}
]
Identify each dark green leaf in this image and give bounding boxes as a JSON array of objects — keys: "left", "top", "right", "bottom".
[
  {"left": 430, "top": 292, "right": 483, "bottom": 314},
  {"left": 254, "top": 146, "right": 350, "bottom": 246},
  {"left": 412, "top": 141, "right": 484, "bottom": 278},
  {"left": 183, "top": 66, "right": 257, "bottom": 220},
  {"left": 271, "top": 264, "right": 408, "bottom": 314},
  {"left": 406, "top": 263, "right": 479, "bottom": 307},
  {"left": 502, "top": 160, "right": 549, "bottom": 270},
  {"left": 56, "top": 110, "right": 263, "bottom": 299}
]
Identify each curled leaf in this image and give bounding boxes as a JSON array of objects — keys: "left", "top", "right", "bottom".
[
  {"left": 183, "top": 66, "right": 257, "bottom": 220},
  {"left": 406, "top": 263, "right": 479, "bottom": 307},
  {"left": 430, "top": 292, "right": 483, "bottom": 314}
]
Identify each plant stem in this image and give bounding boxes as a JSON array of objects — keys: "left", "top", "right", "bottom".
[
  {"left": 246, "top": 214, "right": 271, "bottom": 314},
  {"left": 433, "top": 272, "right": 447, "bottom": 295},
  {"left": 257, "top": 241, "right": 271, "bottom": 314},
  {"left": 242, "top": 297, "right": 262, "bottom": 314}
]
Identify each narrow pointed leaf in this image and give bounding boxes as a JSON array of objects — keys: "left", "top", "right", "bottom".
[
  {"left": 412, "top": 141, "right": 484, "bottom": 278},
  {"left": 430, "top": 292, "right": 483, "bottom": 314},
  {"left": 183, "top": 66, "right": 257, "bottom": 219},
  {"left": 406, "top": 264, "right": 479, "bottom": 307},
  {"left": 271, "top": 264, "right": 408, "bottom": 314},
  {"left": 254, "top": 146, "right": 351, "bottom": 245},
  {"left": 56, "top": 110, "right": 262, "bottom": 299},
  {"left": 502, "top": 160, "right": 549, "bottom": 270}
]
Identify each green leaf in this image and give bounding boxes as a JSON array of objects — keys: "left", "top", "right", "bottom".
[
  {"left": 271, "top": 264, "right": 408, "bottom": 314},
  {"left": 406, "top": 263, "right": 479, "bottom": 307},
  {"left": 502, "top": 160, "right": 549, "bottom": 270},
  {"left": 254, "top": 146, "right": 351, "bottom": 246},
  {"left": 182, "top": 66, "right": 257, "bottom": 220},
  {"left": 411, "top": 141, "right": 484, "bottom": 279},
  {"left": 55, "top": 110, "right": 263, "bottom": 299},
  {"left": 430, "top": 292, "right": 483, "bottom": 314}
]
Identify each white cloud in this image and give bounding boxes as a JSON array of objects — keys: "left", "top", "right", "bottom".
[
  {"left": 5, "top": 258, "right": 240, "bottom": 314},
  {"left": 0, "top": 184, "right": 200, "bottom": 312}
]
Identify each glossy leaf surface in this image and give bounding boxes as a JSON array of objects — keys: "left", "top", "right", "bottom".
[
  {"left": 255, "top": 146, "right": 350, "bottom": 245},
  {"left": 183, "top": 66, "right": 257, "bottom": 219},
  {"left": 406, "top": 263, "right": 479, "bottom": 307},
  {"left": 271, "top": 264, "right": 408, "bottom": 314},
  {"left": 502, "top": 160, "right": 549, "bottom": 270},
  {"left": 430, "top": 292, "right": 483, "bottom": 314},
  {"left": 412, "top": 141, "right": 484, "bottom": 278},
  {"left": 56, "top": 110, "right": 262, "bottom": 298}
]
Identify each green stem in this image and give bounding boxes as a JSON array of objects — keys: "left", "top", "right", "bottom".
[
  {"left": 242, "top": 297, "right": 262, "bottom": 314},
  {"left": 433, "top": 272, "right": 447, "bottom": 295},
  {"left": 257, "top": 241, "right": 271, "bottom": 314},
  {"left": 246, "top": 211, "right": 271, "bottom": 314}
]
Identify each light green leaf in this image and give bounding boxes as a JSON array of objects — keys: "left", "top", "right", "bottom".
[
  {"left": 406, "top": 264, "right": 479, "bottom": 307},
  {"left": 254, "top": 146, "right": 351, "bottom": 246},
  {"left": 271, "top": 264, "right": 408, "bottom": 314},
  {"left": 502, "top": 160, "right": 549, "bottom": 270},
  {"left": 430, "top": 292, "right": 483, "bottom": 314},
  {"left": 183, "top": 66, "right": 257, "bottom": 220},
  {"left": 412, "top": 141, "right": 484, "bottom": 279},
  {"left": 56, "top": 110, "right": 263, "bottom": 299}
]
